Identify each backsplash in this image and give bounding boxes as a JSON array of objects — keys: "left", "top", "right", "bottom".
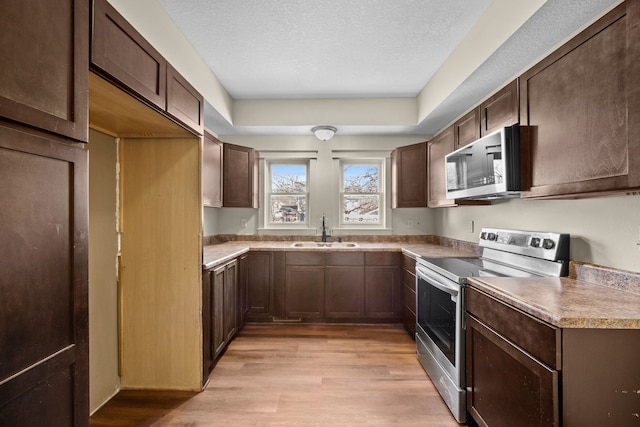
[
  {"left": 203, "top": 234, "right": 481, "bottom": 255},
  {"left": 570, "top": 261, "right": 640, "bottom": 296}
]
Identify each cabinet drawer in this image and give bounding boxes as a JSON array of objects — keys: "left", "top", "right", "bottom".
[
  {"left": 285, "top": 251, "right": 324, "bottom": 265},
  {"left": 402, "top": 269, "right": 415, "bottom": 288},
  {"left": 403, "top": 283, "right": 416, "bottom": 315},
  {"left": 466, "top": 285, "right": 560, "bottom": 369},
  {"left": 402, "top": 254, "right": 416, "bottom": 272},
  {"left": 365, "top": 252, "right": 400, "bottom": 266},
  {"left": 325, "top": 252, "right": 364, "bottom": 266}
]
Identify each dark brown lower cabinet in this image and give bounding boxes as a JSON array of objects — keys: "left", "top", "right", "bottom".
[
  {"left": 466, "top": 284, "right": 640, "bottom": 427},
  {"left": 202, "top": 269, "right": 213, "bottom": 385},
  {"left": 466, "top": 315, "right": 558, "bottom": 427},
  {"left": 285, "top": 265, "right": 325, "bottom": 318},
  {"left": 325, "top": 266, "right": 365, "bottom": 318},
  {"left": 247, "top": 252, "right": 273, "bottom": 319},
  {"left": 223, "top": 260, "right": 238, "bottom": 343},
  {"left": 203, "top": 257, "right": 239, "bottom": 377},
  {"left": 365, "top": 252, "right": 402, "bottom": 320},
  {"left": 0, "top": 123, "right": 89, "bottom": 426}
]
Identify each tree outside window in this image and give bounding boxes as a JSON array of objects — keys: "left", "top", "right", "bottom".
[
  {"left": 269, "top": 163, "right": 308, "bottom": 224},
  {"left": 341, "top": 161, "right": 382, "bottom": 225}
]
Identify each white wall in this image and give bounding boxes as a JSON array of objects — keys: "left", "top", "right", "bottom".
[
  {"left": 209, "top": 134, "right": 436, "bottom": 237},
  {"left": 87, "top": 130, "right": 120, "bottom": 413},
  {"left": 435, "top": 196, "right": 640, "bottom": 273}
]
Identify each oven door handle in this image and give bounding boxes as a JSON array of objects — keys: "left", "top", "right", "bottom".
[{"left": 416, "top": 266, "right": 460, "bottom": 297}]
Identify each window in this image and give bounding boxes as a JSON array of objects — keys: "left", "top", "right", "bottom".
[
  {"left": 267, "top": 161, "right": 308, "bottom": 224},
  {"left": 340, "top": 160, "right": 383, "bottom": 226}
]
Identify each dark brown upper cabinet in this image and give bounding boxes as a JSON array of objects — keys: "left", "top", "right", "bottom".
[
  {"left": 519, "top": 2, "right": 640, "bottom": 198},
  {"left": 91, "top": 0, "right": 204, "bottom": 135},
  {"left": 427, "top": 126, "right": 456, "bottom": 208},
  {"left": 91, "top": 0, "right": 167, "bottom": 110},
  {"left": 454, "top": 107, "right": 481, "bottom": 149},
  {"left": 391, "top": 142, "right": 428, "bottom": 208},
  {"left": 167, "top": 64, "right": 204, "bottom": 135},
  {"left": 203, "top": 132, "right": 223, "bottom": 208},
  {"left": 223, "top": 143, "right": 259, "bottom": 208},
  {"left": 480, "top": 79, "right": 519, "bottom": 137},
  {"left": 0, "top": 0, "right": 88, "bottom": 142}
]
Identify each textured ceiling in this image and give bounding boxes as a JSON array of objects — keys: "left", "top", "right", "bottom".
[
  {"left": 158, "top": 0, "right": 619, "bottom": 137},
  {"left": 158, "top": 0, "right": 492, "bottom": 99}
]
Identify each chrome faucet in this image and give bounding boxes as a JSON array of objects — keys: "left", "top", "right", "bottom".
[{"left": 321, "top": 214, "right": 327, "bottom": 242}]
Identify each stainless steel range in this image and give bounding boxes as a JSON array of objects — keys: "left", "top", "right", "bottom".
[{"left": 415, "top": 228, "right": 570, "bottom": 424}]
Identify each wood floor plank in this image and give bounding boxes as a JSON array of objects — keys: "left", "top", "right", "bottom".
[{"left": 91, "top": 324, "right": 461, "bottom": 426}]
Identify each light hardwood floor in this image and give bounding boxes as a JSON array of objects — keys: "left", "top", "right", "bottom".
[{"left": 91, "top": 324, "right": 461, "bottom": 426}]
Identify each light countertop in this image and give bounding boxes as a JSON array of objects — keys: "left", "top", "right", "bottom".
[{"left": 467, "top": 276, "right": 640, "bottom": 329}]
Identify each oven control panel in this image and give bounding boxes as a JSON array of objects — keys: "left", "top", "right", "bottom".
[{"left": 479, "top": 228, "right": 569, "bottom": 262}]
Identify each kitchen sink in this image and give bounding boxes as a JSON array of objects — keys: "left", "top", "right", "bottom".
[{"left": 290, "top": 242, "right": 359, "bottom": 248}]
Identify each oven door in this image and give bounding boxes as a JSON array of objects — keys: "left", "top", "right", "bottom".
[{"left": 415, "top": 264, "right": 465, "bottom": 387}]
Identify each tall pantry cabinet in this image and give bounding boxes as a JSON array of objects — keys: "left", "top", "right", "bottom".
[{"left": 0, "top": 0, "right": 90, "bottom": 425}]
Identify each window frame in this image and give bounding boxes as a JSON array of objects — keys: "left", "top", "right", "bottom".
[
  {"left": 339, "top": 158, "right": 385, "bottom": 228},
  {"left": 265, "top": 159, "right": 310, "bottom": 227}
]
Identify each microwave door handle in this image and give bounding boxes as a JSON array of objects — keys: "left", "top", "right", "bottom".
[{"left": 416, "top": 266, "right": 459, "bottom": 297}]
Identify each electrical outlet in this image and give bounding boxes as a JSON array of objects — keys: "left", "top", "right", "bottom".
[
  {"left": 469, "top": 220, "right": 475, "bottom": 233},
  {"left": 240, "top": 218, "right": 247, "bottom": 228},
  {"left": 407, "top": 219, "right": 414, "bottom": 228}
]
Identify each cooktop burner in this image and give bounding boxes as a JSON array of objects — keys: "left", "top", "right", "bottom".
[
  {"left": 417, "top": 256, "right": 541, "bottom": 284},
  {"left": 417, "top": 228, "right": 570, "bottom": 283}
]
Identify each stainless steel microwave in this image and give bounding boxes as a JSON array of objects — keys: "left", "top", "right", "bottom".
[{"left": 445, "top": 125, "right": 522, "bottom": 200}]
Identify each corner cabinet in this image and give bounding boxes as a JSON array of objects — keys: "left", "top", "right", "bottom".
[
  {"left": 519, "top": 2, "right": 640, "bottom": 198},
  {"left": 391, "top": 142, "right": 428, "bottom": 208},
  {"left": 223, "top": 143, "right": 259, "bottom": 208},
  {"left": 0, "top": 0, "right": 88, "bottom": 142}
]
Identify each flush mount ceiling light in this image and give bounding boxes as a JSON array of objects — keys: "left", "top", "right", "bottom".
[{"left": 311, "top": 125, "right": 337, "bottom": 141}]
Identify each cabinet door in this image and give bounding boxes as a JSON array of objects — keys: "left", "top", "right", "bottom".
[
  {"left": 520, "top": 3, "right": 640, "bottom": 198},
  {"left": 166, "top": 64, "right": 204, "bottom": 135},
  {"left": 212, "top": 266, "right": 225, "bottom": 358},
  {"left": 0, "top": 0, "right": 88, "bottom": 142},
  {"left": 391, "top": 142, "right": 427, "bottom": 208},
  {"left": 223, "top": 143, "right": 258, "bottom": 208},
  {"left": 285, "top": 266, "right": 325, "bottom": 318},
  {"left": 223, "top": 261, "right": 238, "bottom": 343},
  {"left": 202, "top": 269, "right": 213, "bottom": 384},
  {"left": 203, "top": 132, "right": 223, "bottom": 207},
  {"left": 454, "top": 107, "right": 480, "bottom": 149},
  {"left": 480, "top": 79, "right": 519, "bottom": 137},
  {"left": 91, "top": 0, "right": 167, "bottom": 111},
  {"left": 238, "top": 254, "right": 249, "bottom": 326},
  {"left": 364, "top": 266, "right": 401, "bottom": 319},
  {"left": 247, "top": 252, "right": 272, "bottom": 315},
  {"left": 427, "top": 126, "right": 456, "bottom": 208},
  {"left": 466, "top": 315, "right": 559, "bottom": 427},
  {"left": 0, "top": 124, "right": 89, "bottom": 426},
  {"left": 325, "top": 266, "right": 365, "bottom": 319}
]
